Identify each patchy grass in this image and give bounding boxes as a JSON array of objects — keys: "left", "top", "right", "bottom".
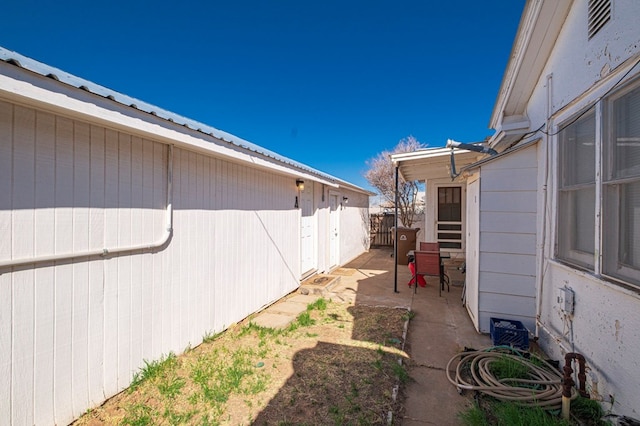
[
  {"left": 72, "top": 298, "right": 408, "bottom": 425},
  {"left": 459, "top": 396, "right": 612, "bottom": 426}
]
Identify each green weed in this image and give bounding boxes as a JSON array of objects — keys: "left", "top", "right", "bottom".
[
  {"left": 329, "top": 405, "right": 345, "bottom": 424},
  {"left": 121, "top": 403, "right": 154, "bottom": 426},
  {"left": 458, "top": 402, "right": 490, "bottom": 426},
  {"left": 295, "top": 311, "right": 315, "bottom": 327},
  {"left": 571, "top": 396, "right": 607, "bottom": 424},
  {"left": 489, "top": 355, "right": 530, "bottom": 381},
  {"left": 459, "top": 400, "right": 572, "bottom": 426},
  {"left": 157, "top": 375, "right": 185, "bottom": 399},
  {"left": 202, "top": 330, "right": 222, "bottom": 344},
  {"left": 129, "top": 352, "right": 178, "bottom": 393},
  {"left": 391, "top": 361, "right": 409, "bottom": 384},
  {"left": 401, "top": 310, "right": 416, "bottom": 321},
  {"left": 307, "top": 298, "right": 328, "bottom": 311}
]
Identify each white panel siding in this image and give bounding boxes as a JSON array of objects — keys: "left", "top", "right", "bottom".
[
  {"left": 480, "top": 190, "right": 537, "bottom": 213},
  {"left": 34, "top": 111, "right": 56, "bottom": 423},
  {"left": 480, "top": 252, "right": 536, "bottom": 277},
  {"left": 478, "top": 272, "right": 536, "bottom": 298},
  {"left": 102, "top": 128, "right": 119, "bottom": 399},
  {"left": 480, "top": 211, "right": 537, "bottom": 234},
  {"left": 476, "top": 144, "right": 538, "bottom": 333},
  {"left": 339, "top": 191, "right": 370, "bottom": 264},
  {"left": 87, "top": 125, "right": 105, "bottom": 407},
  {"left": 12, "top": 105, "right": 36, "bottom": 425},
  {"left": 0, "top": 102, "right": 302, "bottom": 425},
  {"left": 0, "top": 99, "right": 11, "bottom": 425},
  {"left": 53, "top": 116, "right": 74, "bottom": 425},
  {"left": 479, "top": 168, "right": 538, "bottom": 192},
  {"left": 479, "top": 232, "right": 536, "bottom": 255}
]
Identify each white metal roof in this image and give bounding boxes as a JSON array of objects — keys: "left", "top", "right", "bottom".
[
  {"left": 0, "top": 46, "right": 373, "bottom": 195},
  {"left": 390, "top": 147, "right": 482, "bottom": 181}
]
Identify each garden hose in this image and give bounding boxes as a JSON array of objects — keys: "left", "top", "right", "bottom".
[{"left": 446, "top": 346, "right": 576, "bottom": 410}]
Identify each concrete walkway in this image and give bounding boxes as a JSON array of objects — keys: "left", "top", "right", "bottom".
[{"left": 252, "top": 247, "right": 491, "bottom": 425}]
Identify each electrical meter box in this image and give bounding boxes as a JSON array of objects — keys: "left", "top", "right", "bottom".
[{"left": 558, "top": 287, "right": 575, "bottom": 314}]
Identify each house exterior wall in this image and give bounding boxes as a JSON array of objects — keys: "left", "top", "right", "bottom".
[
  {"left": 315, "top": 184, "right": 330, "bottom": 273},
  {"left": 0, "top": 99, "right": 310, "bottom": 425},
  {"left": 475, "top": 144, "right": 539, "bottom": 333},
  {"left": 339, "top": 190, "right": 370, "bottom": 265},
  {"left": 515, "top": 1, "right": 640, "bottom": 416}
]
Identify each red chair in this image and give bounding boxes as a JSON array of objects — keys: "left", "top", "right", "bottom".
[
  {"left": 411, "top": 250, "right": 442, "bottom": 294},
  {"left": 420, "top": 241, "right": 440, "bottom": 251},
  {"left": 417, "top": 242, "right": 450, "bottom": 295}
]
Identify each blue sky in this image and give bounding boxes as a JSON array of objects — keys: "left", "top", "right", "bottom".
[{"left": 1, "top": 1, "right": 524, "bottom": 191}]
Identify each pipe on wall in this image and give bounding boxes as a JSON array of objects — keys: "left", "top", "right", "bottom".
[
  {"left": 535, "top": 74, "right": 552, "bottom": 339},
  {"left": 0, "top": 144, "right": 174, "bottom": 272}
]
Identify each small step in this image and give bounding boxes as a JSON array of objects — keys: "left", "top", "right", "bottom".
[{"left": 299, "top": 274, "right": 341, "bottom": 296}]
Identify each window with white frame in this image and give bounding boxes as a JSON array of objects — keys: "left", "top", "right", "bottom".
[
  {"left": 558, "top": 110, "right": 596, "bottom": 268},
  {"left": 557, "top": 78, "right": 640, "bottom": 287},
  {"left": 603, "top": 83, "right": 640, "bottom": 285}
]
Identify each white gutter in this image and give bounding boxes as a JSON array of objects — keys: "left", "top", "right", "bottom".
[{"left": 0, "top": 145, "right": 174, "bottom": 271}]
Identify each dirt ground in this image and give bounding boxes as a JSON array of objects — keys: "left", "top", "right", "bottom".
[{"left": 73, "top": 299, "right": 409, "bottom": 425}]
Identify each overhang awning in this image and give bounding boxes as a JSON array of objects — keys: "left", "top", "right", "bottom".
[{"left": 390, "top": 147, "right": 482, "bottom": 181}]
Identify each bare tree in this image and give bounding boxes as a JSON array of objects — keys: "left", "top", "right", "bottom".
[{"left": 365, "top": 136, "right": 424, "bottom": 228}]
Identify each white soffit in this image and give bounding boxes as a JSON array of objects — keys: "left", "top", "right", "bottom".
[{"left": 391, "top": 148, "right": 481, "bottom": 181}]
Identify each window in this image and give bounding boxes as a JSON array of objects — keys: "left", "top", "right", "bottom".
[
  {"left": 557, "top": 79, "right": 640, "bottom": 287},
  {"left": 558, "top": 110, "right": 596, "bottom": 268},
  {"left": 603, "top": 84, "right": 640, "bottom": 284}
]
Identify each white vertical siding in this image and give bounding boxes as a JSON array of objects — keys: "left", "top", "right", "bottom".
[
  {"left": 0, "top": 95, "right": 10, "bottom": 426},
  {"left": 0, "top": 100, "right": 302, "bottom": 425},
  {"left": 477, "top": 144, "right": 538, "bottom": 333},
  {"left": 12, "top": 105, "right": 36, "bottom": 426},
  {"left": 34, "top": 111, "right": 56, "bottom": 424},
  {"left": 339, "top": 190, "right": 370, "bottom": 265},
  {"left": 465, "top": 177, "right": 480, "bottom": 328},
  {"left": 87, "top": 124, "right": 105, "bottom": 407}
]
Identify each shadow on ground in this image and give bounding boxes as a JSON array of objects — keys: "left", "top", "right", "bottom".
[{"left": 253, "top": 303, "right": 408, "bottom": 425}]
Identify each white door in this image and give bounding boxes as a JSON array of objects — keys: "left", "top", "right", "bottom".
[
  {"left": 300, "top": 182, "right": 316, "bottom": 275},
  {"left": 329, "top": 194, "right": 339, "bottom": 268},
  {"left": 465, "top": 179, "right": 480, "bottom": 330},
  {"left": 436, "top": 186, "right": 463, "bottom": 250}
]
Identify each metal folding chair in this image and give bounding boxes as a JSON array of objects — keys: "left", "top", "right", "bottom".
[
  {"left": 412, "top": 250, "right": 442, "bottom": 295},
  {"left": 419, "top": 241, "right": 440, "bottom": 251},
  {"left": 418, "top": 242, "right": 450, "bottom": 295}
]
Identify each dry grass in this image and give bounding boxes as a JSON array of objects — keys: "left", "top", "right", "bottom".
[{"left": 73, "top": 298, "right": 409, "bottom": 425}]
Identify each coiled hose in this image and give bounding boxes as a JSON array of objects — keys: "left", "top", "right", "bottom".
[{"left": 446, "top": 347, "right": 576, "bottom": 410}]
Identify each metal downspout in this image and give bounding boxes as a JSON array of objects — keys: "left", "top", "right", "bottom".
[
  {"left": 0, "top": 144, "right": 174, "bottom": 271},
  {"left": 393, "top": 165, "right": 399, "bottom": 293}
]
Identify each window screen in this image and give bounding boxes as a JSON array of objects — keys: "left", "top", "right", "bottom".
[{"left": 557, "top": 110, "right": 596, "bottom": 268}]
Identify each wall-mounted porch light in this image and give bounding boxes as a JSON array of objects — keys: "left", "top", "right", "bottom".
[
  {"left": 342, "top": 196, "right": 349, "bottom": 204},
  {"left": 296, "top": 179, "right": 305, "bottom": 191}
]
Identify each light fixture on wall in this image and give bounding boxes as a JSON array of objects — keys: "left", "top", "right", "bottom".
[
  {"left": 342, "top": 196, "right": 349, "bottom": 204},
  {"left": 296, "top": 179, "right": 305, "bottom": 191}
]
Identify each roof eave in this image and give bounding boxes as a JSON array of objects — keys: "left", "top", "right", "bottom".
[
  {"left": 489, "top": 0, "right": 573, "bottom": 144},
  {"left": 391, "top": 147, "right": 481, "bottom": 182},
  {"left": 0, "top": 46, "right": 363, "bottom": 191}
]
